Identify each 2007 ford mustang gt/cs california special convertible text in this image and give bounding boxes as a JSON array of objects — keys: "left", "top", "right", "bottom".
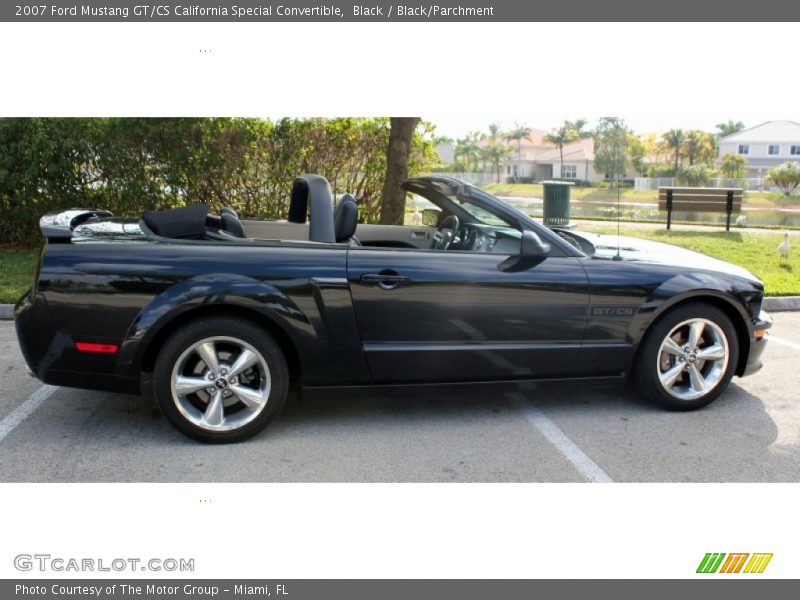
[{"left": 15, "top": 175, "right": 772, "bottom": 442}]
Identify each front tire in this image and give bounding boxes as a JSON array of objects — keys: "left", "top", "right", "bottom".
[
  {"left": 634, "top": 303, "right": 739, "bottom": 411},
  {"left": 153, "top": 316, "right": 289, "bottom": 443}
]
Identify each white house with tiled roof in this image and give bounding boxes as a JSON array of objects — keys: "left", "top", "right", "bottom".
[
  {"left": 495, "top": 133, "right": 606, "bottom": 182},
  {"left": 717, "top": 120, "right": 800, "bottom": 178}
]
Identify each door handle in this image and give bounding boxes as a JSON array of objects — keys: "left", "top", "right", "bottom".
[{"left": 360, "top": 270, "right": 410, "bottom": 289}]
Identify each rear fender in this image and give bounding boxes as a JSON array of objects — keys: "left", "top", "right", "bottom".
[{"left": 116, "top": 273, "right": 309, "bottom": 374}]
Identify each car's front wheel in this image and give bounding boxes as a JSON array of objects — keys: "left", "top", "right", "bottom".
[
  {"left": 153, "top": 316, "right": 289, "bottom": 443},
  {"left": 634, "top": 303, "right": 739, "bottom": 411}
]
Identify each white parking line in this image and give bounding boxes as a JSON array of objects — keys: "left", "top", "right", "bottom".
[
  {"left": 0, "top": 385, "right": 59, "bottom": 443},
  {"left": 768, "top": 335, "right": 800, "bottom": 351},
  {"left": 508, "top": 392, "right": 613, "bottom": 483}
]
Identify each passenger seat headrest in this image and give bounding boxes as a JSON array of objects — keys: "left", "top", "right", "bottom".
[
  {"left": 334, "top": 194, "right": 358, "bottom": 243},
  {"left": 220, "top": 213, "right": 245, "bottom": 238}
]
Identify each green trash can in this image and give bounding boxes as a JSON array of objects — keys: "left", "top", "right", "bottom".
[{"left": 542, "top": 180, "right": 574, "bottom": 227}]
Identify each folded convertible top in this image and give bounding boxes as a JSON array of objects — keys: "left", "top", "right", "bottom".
[{"left": 142, "top": 205, "right": 210, "bottom": 239}]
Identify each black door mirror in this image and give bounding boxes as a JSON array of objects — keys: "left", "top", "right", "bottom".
[
  {"left": 421, "top": 208, "right": 442, "bottom": 228},
  {"left": 520, "top": 230, "right": 551, "bottom": 257}
]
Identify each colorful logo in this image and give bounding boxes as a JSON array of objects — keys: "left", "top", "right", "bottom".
[{"left": 697, "top": 553, "right": 773, "bottom": 574}]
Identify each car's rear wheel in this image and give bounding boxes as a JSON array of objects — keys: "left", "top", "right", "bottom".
[
  {"left": 153, "top": 316, "right": 289, "bottom": 443},
  {"left": 634, "top": 303, "right": 739, "bottom": 411}
]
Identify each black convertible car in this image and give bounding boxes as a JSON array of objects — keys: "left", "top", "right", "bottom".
[{"left": 15, "top": 175, "right": 772, "bottom": 442}]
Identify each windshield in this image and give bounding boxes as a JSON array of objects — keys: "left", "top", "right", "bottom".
[
  {"left": 449, "top": 196, "right": 510, "bottom": 227},
  {"left": 409, "top": 190, "right": 515, "bottom": 229}
]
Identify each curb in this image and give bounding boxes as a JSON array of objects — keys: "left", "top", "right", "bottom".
[
  {"left": 763, "top": 296, "right": 800, "bottom": 312},
  {"left": 1, "top": 298, "right": 799, "bottom": 320}
]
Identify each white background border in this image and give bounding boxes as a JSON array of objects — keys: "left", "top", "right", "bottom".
[{"left": 1, "top": 21, "right": 797, "bottom": 580}]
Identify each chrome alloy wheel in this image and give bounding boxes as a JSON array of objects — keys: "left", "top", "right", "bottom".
[
  {"left": 170, "top": 336, "right": 271, "bottom": 432},
  {"left": 656, "top": 318, "right": 729, "bottom": 401}
]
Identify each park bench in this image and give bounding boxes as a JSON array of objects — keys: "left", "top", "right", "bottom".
[{"left": 658, "top": 187, "right": 743, "bottom": 231}]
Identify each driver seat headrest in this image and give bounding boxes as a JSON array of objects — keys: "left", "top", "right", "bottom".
[{"left": 333, "top": 194, "right": 358, "bottom": 243}]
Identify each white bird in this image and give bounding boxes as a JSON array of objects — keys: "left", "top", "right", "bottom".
[
  {"left": 778, "top": 233, "right": 791, "bottom": 262},
  {"left": 735, "top": 214, "right": 747, "bottom": 227}
]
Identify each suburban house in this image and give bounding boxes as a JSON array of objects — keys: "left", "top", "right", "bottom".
[
  {"left": 717, "top": 120, "right": 800, "bottom": 178},
  {"left": 434, "top": 141, "right": 455, "bottom": 164},
  {"left": 490, "top": 128, "right": 606, "bottom": 182}
]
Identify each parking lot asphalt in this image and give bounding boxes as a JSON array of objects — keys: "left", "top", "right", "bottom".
[{"left": 1, "top": 313, "right": 799, "bottom": 483}]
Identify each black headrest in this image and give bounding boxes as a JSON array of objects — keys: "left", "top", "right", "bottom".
[
  {"left": 142, "top": 205, "right": 209, "bottom": 239},
  {"left": 220, "top": 213, "right": 245, "bottom": 238},
  {"left": 334, "top": 194, "right": 358, "bottom": 242},
  {"left": 221, "top": 206, "right": 238, "bottom": 219}
]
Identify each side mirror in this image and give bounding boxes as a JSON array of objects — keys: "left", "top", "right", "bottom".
[
  {"left": 421, "top": 208, "right": 441, "bottom": 228},
  {"left": 520, "top": 230, "right": 551, "bottom": 257}
]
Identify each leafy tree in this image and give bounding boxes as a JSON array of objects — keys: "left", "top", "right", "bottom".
[
  {"left": 767, "top": 161, "right": 800, "bottom": 196},
  {"left": 716, "top": 120, "right": 745, "bottom": 138},
  {"left": 545, "top": 122, "right": 578, "bottom": 180},
  {"left": 720, "top": 153, "right": 747, "bottom": 179},
  {"left": 662, "top": 129, "right": 685, "bottom": 176},
  {"left": 593, "top": 118, "right": 631, "bottom": 187},
  {"left": 504, "top": 123, "right": 532, "bottom": 183},
  {"left": 487, "top": 122, "right": 502, "bottom": 141},
  {"left": 627, "top": 134, "right": 648, "bottom": 175}
]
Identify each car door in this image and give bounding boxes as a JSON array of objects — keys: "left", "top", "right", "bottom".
[{"left": 346, "top": 246, "right": 590, "bottom": 383}]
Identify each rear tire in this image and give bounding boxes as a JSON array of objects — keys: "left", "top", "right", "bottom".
[
  {"left": 153, "top": 316, "right": 289, "bottom": 443},
  {"left": 634, "top": 303, "right": 739, "bottom": 411}
]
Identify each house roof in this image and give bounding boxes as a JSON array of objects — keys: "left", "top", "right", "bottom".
[
  {"left": 535, "top": 138, "right": 595, "bottom": 162},
  {"left": 720, "top": 120, "right": 800, "bottom": 143}
]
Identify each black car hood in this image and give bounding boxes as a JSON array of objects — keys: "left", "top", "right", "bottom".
[{"left": 573, "top": 230, "right": 762, "bottom": 284}]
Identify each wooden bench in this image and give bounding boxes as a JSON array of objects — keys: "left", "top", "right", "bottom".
[{"left": 658, "top": 187, "right": 743, "bottom": 231}]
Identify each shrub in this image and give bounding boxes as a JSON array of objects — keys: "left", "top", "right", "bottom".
[
  {"left": 0, "top": 117, "right": 439, "bottom": 246},
  {"left": 766, "top": 161, "right": 800, "bottom": 196}
]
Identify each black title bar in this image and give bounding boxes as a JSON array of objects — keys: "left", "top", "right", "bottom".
[{"left": 4, "top": 0, "right": 800, "bottom": 21}]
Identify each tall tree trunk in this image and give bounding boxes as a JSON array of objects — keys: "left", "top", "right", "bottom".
[
  {"left": 559, "top": 145, "right": 564, "bottom": 180},
  {"left": 380, "top": 117, "right": 419, "bottom": 225}
]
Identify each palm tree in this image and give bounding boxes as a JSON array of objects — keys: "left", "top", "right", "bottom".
[
  {"left": 663, "top": 129, "right": 685, "bottom": 177},
  {"left": 481, "top": 143, "right": 512, "bottom": 183},
  {"left": 545, "top": 122, "right": 579, "bottom": 180},
  {"left": 454, "top": 131, "right": 484, "bottom": 172},
  {"left": 487, "top": 122, "right": 502, "bottom": 142},
  {"left": 684, "top": 130, "right": 705, "bottom": 166},
  {"left": 504, "top": 123, "right": 531, "bottom": 183},
  {"left": 715, "top": 120, "right": 745, "bottom": 138},
  {"left": 569, "top": 118, "right": 591, "bottom": 139}
]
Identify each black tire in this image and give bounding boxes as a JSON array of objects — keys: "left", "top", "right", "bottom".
[
  {"left": 153, "top": 316, "right": 289, "bottom": 443},
  {"left": 633, "top": 302, "right": 739, "bottom": 411}
]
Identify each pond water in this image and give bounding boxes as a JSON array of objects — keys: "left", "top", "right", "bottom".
[{"left": 501, "top": 197, "right": 800, "bottom": 229}]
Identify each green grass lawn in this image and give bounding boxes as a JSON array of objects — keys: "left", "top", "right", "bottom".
[
  {"left": 0, "top": 248, "right": 38, "bottom": 304},
  {"left": 575, "top": 224, "right": 798, "bottom": 296}
]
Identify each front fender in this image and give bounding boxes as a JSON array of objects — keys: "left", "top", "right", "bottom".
[{"left": 627, "top": 271, "right": 758, "bottom": 350}]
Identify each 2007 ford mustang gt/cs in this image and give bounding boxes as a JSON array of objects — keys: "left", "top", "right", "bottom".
[{"left": 15, "top": 175, "right": 772, "bottom": 442}]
